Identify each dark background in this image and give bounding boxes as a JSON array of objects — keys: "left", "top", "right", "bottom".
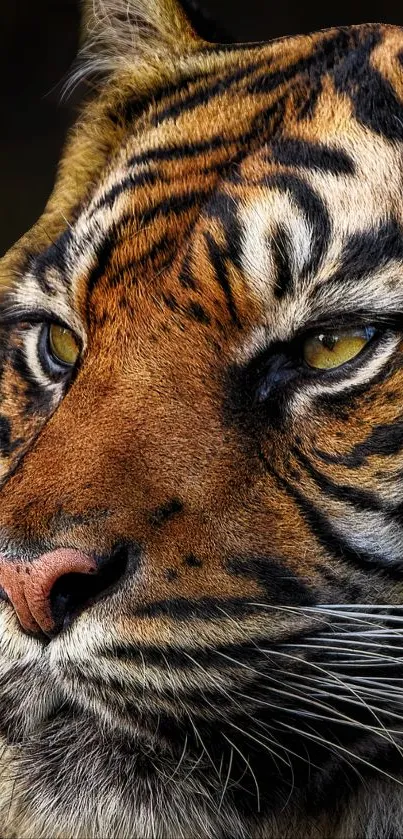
[{"left": 1, "top": 0, "right": 402, "bottom": 257}]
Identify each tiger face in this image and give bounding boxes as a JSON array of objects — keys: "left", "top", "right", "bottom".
[{"left": 0, "top": 3, "right": 403, "bottom": 837}]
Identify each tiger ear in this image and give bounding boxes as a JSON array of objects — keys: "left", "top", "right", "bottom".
[{"left": 81, "top": 0, "right": 202, "bottom": 72}]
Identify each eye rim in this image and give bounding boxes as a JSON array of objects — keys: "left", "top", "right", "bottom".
[
  {"left": 37, "top": 322, "right": 82, "bottom": 381},
  {"left": 247, "top": 322, "right": 393, "bottom": 406},
  {"left": 300, "top": 324, "right": 378, "bottom": 372}
]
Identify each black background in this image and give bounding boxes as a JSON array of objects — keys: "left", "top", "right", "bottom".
[{"left": 1, "top": 0, "right": 402, "bottom": 256}]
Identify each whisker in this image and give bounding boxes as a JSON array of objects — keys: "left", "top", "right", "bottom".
[
  {"left": 267, "top": 649, "right": 403, "bottom": 755},
  {"left": 213, "top": 647, "right": 375, "bottom": 733},
  {"left": 246, "top": 603, "right": 403, "bottom": 631},
  {"left": 235, "top": 679, "right": 403, "bottom": 747},
  {"left": 274, "top": 719, "right": 403, "bottom": 788},
  {"left": 164, "top": 734, "right": 189, "bottom": 784},
  {"left": 220, "top": 735, "right": 262, "bottom": 814},
  {"left": 287, "top": 640, "right": 403, "bottom": 655},
  {"left": 217, "top": 742, "right": 233, "bottom": 812}
]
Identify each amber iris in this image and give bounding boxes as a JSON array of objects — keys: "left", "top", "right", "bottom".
[
  {"left": 48, "top": 324, "right": 80, "bottom": 367},
  {"left": 303, "top": 326, "right": 375, "bottom": 370}
]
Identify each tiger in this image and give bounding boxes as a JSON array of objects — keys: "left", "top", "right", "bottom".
[{"left": 1, "top": 0, "right": 403, "bottom": 836}]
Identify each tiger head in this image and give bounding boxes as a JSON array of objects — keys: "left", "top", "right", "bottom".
[{"left": 0, "top": 2, "right": 403, "bottom": 837}]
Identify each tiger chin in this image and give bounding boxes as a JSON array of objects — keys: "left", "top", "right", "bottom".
[{"left": 1, "top": 2, "right": 403, "bottom": 837}]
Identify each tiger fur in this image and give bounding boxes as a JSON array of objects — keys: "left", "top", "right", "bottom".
[{"left": 0, "top": 1, "right": 402, "bottom": 837}]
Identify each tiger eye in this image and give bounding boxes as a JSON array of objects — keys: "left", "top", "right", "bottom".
[
  {"left": 48, "top": 324, "right": 80, "bottom": 366},
  {"left": 303, "top": 326, "right": 376, "bottom": 370}
]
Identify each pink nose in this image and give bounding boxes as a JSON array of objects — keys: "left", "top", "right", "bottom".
[{"left": 0, "top": 549, "right": 97, "bottom": 635}]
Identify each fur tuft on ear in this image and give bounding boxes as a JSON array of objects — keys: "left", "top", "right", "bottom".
[{"left": 78, "top": 0, "right": 202, "bottom": 79}]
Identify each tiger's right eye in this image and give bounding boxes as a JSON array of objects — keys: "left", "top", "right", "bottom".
[
  {"left": 48, "top": 324, "right": 80, "bottom": 367},
  {"left": 302, "top": 326, "right": 376, "bottom": 370},
  {"left": 38, "top": 323, "right": 81, "bottom": 380}
]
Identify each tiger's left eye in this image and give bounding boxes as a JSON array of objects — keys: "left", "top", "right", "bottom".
[
  {"left": 303, "top": 325, "right": 376, "bottom": 370},
  {"left": 48, "top": 324, "right": 80, "bottom": 367}
]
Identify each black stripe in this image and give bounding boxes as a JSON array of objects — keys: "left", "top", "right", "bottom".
[
  {"left": 203, "top": 191, "right": 243, "bottom": 270},
  {"left": 148, "top": 498, "right": 183, "bottom": 527},
  {"left": 246, "top": 28, "right": 389, "bottom": 142},
  {"left": 107, "top": 92, "right": 151, "bottom": 127},
  {"left": 131, "top": 673, "right": 306, "bottom": 719},
  {"left": 162, "top": 292, "right": 179, "bottom": 312},
  {"left": 108, "top": 636, "right": 290, "bottom": 669},
  {"left": 315, "top": 417, "right": 403, "bottom": 467},
  {"left": 86, "top": 232, "right": 117, "bottom": 303},
  {"left": 245, "top": 28, "right": 355, "bottom": 95},
  {"left": 296, "top": 80, "right": 323, "bottom": 121},
  {"left": 94, "top": 138, "right": 232, "bottom": 219},
  {"left": 227, "top": 556, "right": 316, "bottom": 605},
  {"left": 260, "top": 27, "right": 403, "bottom": 144},
  {"left": 260, "top": 451, "right": 403, "bottom": 579},
  {"left": 184, "top": 553, "right": 203, "bottom": 568},
  {"left": 334, "top": 33, "right": 403, "bottom": 141},
  {"left": 150, "top": 100, "right": 286, "bottom": 199},
  {"left": 106, "top": 232, "right": 180, "bottom": 290},
  {"left": 153, "top": 57, "right": 271, "bottom": 125},
  {"left": 121, "top": 99, "right": 286, "bottom": 232},
  {"left": 112, "top": 67, "right": 227, "bottom": 128},
  {"left": 265, "top": 173, "right": 331, "bottom": 279},
  {"left": 294, "top": 447, "right": 383, "bottom": 510},
  {"left": 270, "top": 138, "right": 355, "bottom": 175},
  {"left": 0, "top": 417, "right": 11, "bottom": 457},
  {"left": 142, "top": 188, "right": 210, "bottom": 225},
  {"left": 187, "top": 301, "right": 211, "bottom": 324},
  {"left": 11, "top": 347, "right": 54, "bottom": 416},
  {"left": 178, "top": 248, "right": 198, "bottom": 291},
  {"left": 271, "top": 224, "right": 293, "bottom": 298},
  {"left": 133, "top": 596, "right": 263, "bottom": 620},
  {"left": 325, "top": 219, "right": 403, "bottom": 288},
  {"left": 90, "top": 170, "right": 158, "bottom": 214},
  {"left": 128, "top": 134, "right": 234, "bottom": 168},
  {"left": 227, "top": 98, "right": 287, "bottom": 177},
  {"left": 123, "top": 682, "right": 257, "bottom": 716},
  {"left": 128, "top": 102, "right": 285, "bottom": 188},
  {"left": 0, "top": 307, "right": 75, "bottom": 329},
  {"left": 264, "top": 26, "right": 402, "bottom": 143},
  {"left": 31, "top": 227, "right": 74, "bottom": 291},
  {"left": 311, "top": 352, "right": 403, "bottom": 415},
  {"left": 204, "top": 231, "right": 241, "bottom": 327},
  {"left": 86, "top": 189, "right": 210, "bottom": 300}
]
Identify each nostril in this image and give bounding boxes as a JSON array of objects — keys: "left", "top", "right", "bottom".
[
  {"left": 0, "top": 544, "right": 139, "bottom": 638},
  {"left": 49, "top": 544, "right": 131, "bottom": 632}
]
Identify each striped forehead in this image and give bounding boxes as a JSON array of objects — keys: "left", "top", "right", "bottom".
[
  {"left": 14, "top": 137, "right": 403, "bottom": 348},
  {"left": 238, "top": 127, "right": 403, "bottom": 344},
  {"left": 12, "top": 23, "right": 403, "bottom": 340}
]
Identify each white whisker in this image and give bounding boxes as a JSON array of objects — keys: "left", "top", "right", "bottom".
[
  {"left": 221, "top": 734, "right": 261, "bottom": 813},
  {"left": 274, "top": 719, "right": 403, "bottom": 788}
]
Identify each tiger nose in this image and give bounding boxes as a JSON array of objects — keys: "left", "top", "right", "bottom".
[{"left": 0, "top": 547, "right": 129, "bottom": 637}]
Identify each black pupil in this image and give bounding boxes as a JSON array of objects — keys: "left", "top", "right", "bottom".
[{"left": 320, "top": 334, "right": 338, "bottom": 351}]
